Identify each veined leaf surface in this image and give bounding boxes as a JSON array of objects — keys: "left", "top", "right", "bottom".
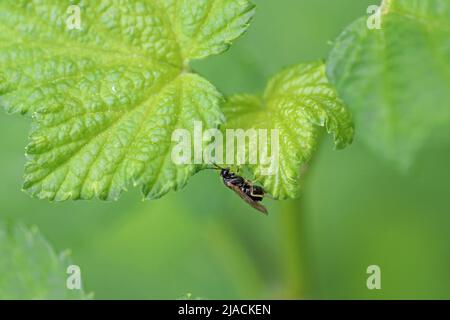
[
  {"left": 223, "top": 62, "right": 353, "bottom": 199},
  {"left": 0, "top": 0, "right": 255, "bottom": 200}
]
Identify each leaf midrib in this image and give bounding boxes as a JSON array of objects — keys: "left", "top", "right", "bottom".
[{"left": 0, "top": 32, "right": 181, "bottom": 71}]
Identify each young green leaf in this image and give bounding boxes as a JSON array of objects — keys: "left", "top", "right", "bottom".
[
  {"left": 0, "top": 222, "right": 90, "bottom": 299},
  {"left": 0, "top": 0, "right": 255, "bottom": 200},
  {"left": 223, "top": 62, "right": 353, "bottom": 199},
  {"left": 328, "top": 0, "right": 450, "bottom": 168}
]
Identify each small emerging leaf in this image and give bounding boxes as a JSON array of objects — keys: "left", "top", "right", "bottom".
[{"left": 223, "top": 61, "right": 353, "bottom": 199}]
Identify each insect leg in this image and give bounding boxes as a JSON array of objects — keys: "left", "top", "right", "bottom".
[{"left": 249, "top": 185, "right": 264, "bottom": 199}]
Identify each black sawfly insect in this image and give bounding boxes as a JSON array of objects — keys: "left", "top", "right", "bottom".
[{"left": 209, "top": 164, "right": 268, "bottom": 215}]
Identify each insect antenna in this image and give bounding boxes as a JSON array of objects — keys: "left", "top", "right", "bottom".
[{"left": 264, "top": 193, "right": 275, "bottom": 200}]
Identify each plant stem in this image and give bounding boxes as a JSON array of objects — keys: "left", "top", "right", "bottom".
[
  {"left": 278, "top": 134, "right": 325, "bottom": 299},
  {"left": 278, "top": 198, "right": 305, "bottom": 299}
]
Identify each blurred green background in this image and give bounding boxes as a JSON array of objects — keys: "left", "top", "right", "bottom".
[{"left": 1, "top": 0, "right": 450, "bottom": 299}]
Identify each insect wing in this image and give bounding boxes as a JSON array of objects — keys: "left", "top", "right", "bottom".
[{"left": 228, "top": 184, "right": 268, "bottom": 215}]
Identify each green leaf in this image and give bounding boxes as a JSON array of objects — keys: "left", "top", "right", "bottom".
[
  {"left": 0, "top": 0, "right": 255, "bottom": 200},
  {"left": 0, "top": 222, "right": 90, "bottom": 299},
  {"left": 327, "top": 0, "right": 450, "bottom": 168},
  {"left": 223, "top": 61, "right": 353, "bottom": 199}
]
